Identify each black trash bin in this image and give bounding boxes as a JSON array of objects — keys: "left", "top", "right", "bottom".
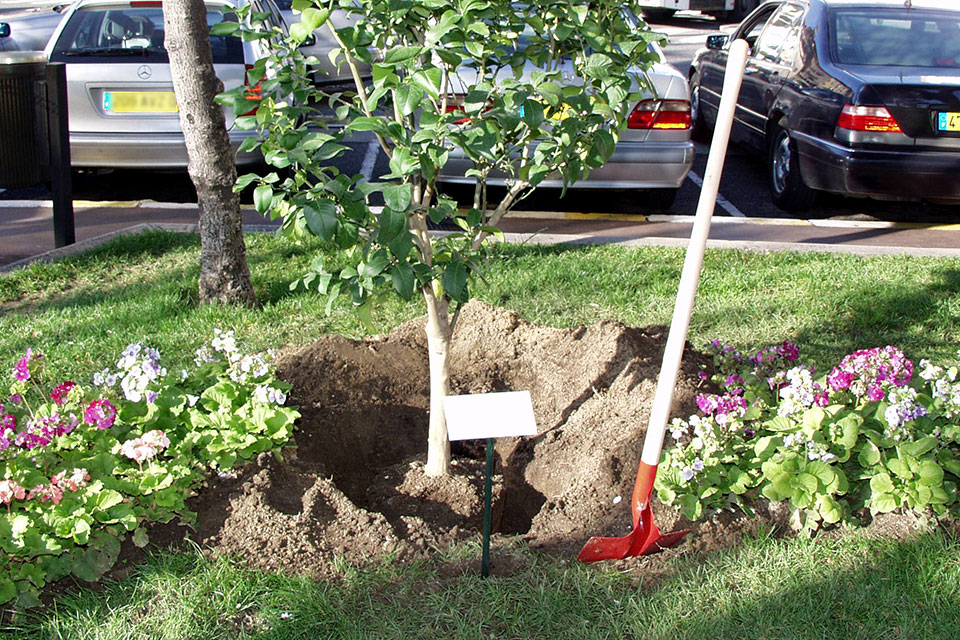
[{"left": 0, "top": 51, "right": 48, "bottom": 189}]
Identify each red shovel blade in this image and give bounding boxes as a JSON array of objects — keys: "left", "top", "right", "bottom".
[
  {"left": 578, "top": 461, "right": 689, "bottom": 562},
  {"left": 577, "top": 500, "right": 689, "bottom": 562}
]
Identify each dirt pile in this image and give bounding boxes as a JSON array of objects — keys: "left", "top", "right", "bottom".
[{"left": 183, "top": 301, "right": 718, "bottom": 576}]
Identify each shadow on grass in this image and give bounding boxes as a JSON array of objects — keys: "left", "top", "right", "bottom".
[{"left": 16, "top": 530, "right": 960, "bottom": 639}]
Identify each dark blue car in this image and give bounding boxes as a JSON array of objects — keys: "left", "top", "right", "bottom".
[{"left": 689, "top": 0, "right": 960, "bottom": 211}]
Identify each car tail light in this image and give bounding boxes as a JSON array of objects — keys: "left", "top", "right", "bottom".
[
  {"left": 836, "top": 104, "right": 903, "bottom": 133},
  {"left": 242, "top": 64, "right": 262, "bottom": 117},
  {"left": 627, "top": 99, "right": 691, "bottom": 130}
]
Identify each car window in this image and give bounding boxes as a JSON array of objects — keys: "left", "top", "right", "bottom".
[
  {"left": 734, "top": 4, "right": 779, "bottom": 51},
  {"left": 831, "top": 8, "right": 960, "bottom": 67},
  {"left": 48, "top": 4, "right": 244, "bottom": 64},
  {"left": 753, "top": 2, "right": 804, "bottom": 65}
]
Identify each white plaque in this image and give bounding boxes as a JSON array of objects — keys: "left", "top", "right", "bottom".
[{"left": 443, "top": 391, "right": 538, "bottom": 441}]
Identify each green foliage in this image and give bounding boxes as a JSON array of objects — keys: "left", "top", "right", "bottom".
[
  {"left": 0, "top": 335, "right": 298, "bottom": 608},
  {"left": 220, "top": 0, "right": 659, "bottom": 315},
  {"left": 657, "top": 342, "right": 960, "bottom": 532}
]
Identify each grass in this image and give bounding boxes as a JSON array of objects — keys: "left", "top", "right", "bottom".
[
  {"left": 15, "top": 532, "right": 960, "bottom": 639},
  {"left": 3, "top": 230, "right": 960, "bottom": 638}
]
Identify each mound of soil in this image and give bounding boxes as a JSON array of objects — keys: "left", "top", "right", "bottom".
[{"left": 166, "top": 300, "right": 736, "bottom": 578}]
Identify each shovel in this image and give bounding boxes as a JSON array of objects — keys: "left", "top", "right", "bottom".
[{"left": 578, "top": 39, "right": 750, "bottom": 562}]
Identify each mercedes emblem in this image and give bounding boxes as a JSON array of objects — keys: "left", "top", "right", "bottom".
[{"left": 137, "top": 65, "right": 152, "bottom": 80}]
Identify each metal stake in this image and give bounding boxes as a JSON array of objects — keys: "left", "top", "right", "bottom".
[{"left": 481, "top": 437, "right": 494, "bottom": 578}]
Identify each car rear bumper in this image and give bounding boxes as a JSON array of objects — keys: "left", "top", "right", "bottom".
[
  {"left": 438, "top": 140, "right": 695, "bottom": 190},
  {"left": 795, "top": 133, "right": 960, "bottom": 201},
  {"left": 69, "top": 130, "right": 261, "bottom": 169}
]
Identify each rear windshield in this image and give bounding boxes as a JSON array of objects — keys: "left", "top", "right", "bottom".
[
  {"left": 830, "top": 9, "right": 960, "bottom": 67},
  {"left": 48, "top": 4, "right": 243, "bottom": 63}
]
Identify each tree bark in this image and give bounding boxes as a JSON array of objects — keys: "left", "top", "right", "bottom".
[
  {"left": 163, "top": 0, "right": 256, "bottom": 306},
  {"left": 422, "top": 285, "right": 452, "bottom": 477}
]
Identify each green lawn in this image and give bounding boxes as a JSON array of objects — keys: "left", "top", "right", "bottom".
[{"left": 3, "top": 230, "right": 960, "bottom": 638}]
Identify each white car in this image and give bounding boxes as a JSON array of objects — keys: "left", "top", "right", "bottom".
[{"left": 43, "top": 0, "right": 285, "bottom": 168}]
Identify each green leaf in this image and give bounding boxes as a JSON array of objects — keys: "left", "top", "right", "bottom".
[
  {"left": 918, "top": 460, "right": 944, "bottom": 486},
  {"left": 0, "top": 579, "right": 17, "bottom": 605},
  {"left": 209, "top": 21, "right": 240, "bottom": 36},
  {"left": 391, "top": 262, "right": 416, "bottom": 300},
  {"left": 870, "top": 472, "right": 895, "bottom": 494},
  {"left": 753, "top": 435, "right": 781, "bottom": 460},
  {"left": 395, "top": 84, "right": 424, "bottom": 116},
  {"left": 358, "top": 250, "right": 389, "bottom": 278},
  {"left": 441, "top": 261, "right": 468, "bottom": 303},
  {"left": 887, "top": 456, "right": 913, "bottom": 480},
  {"left": 858, "top": 440, "right": 881, "bottom": 467},
  {"left": 871, "top": 492, "right": 900, "bottom": 514},
  {"left": 300, "top": 7, "right": 329, "bottom": 31},
  {"left": 817, "top": 494, "right": 843, "bottom": 524},
  {"left": 382, "top": 183, "right": 412, "bottom": 212},
  {"left": 903, "top": 436, "right": 938, "bottom": 458},
  {"left": 253, "top": 185, "right": 273, "bottom": 215},
  {"left": 303, "top": 200, "right": 338, "bottom": 240},
  {"left": 382, "top": 45, "right": 423, "bottom": 65}
]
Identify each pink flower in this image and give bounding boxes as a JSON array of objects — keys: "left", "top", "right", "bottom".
[
  {"left": 50, "top": 381, "right": 77, "bottom": 405},
  {"left": 28, "top": 483, "right": 64, "bottom": 505},
  {"left": 867, "top": 384, "right": 885, "bottom": 402},
  {"left": 83, "top": 398, "right": 117, "bottom": 430},
  {"left": 51, "top": 468, "right": 90, "bottom": 492},
  {"left": 0, "top": 479, "right": 26, "bottom": 505}
]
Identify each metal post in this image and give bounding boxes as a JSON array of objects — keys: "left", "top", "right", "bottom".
[
  {"left": 481, "top": 437, "right": 494, "bottom": 578},
  {"left": 45, "top": 62, "right": 74, "bottom": 248}
]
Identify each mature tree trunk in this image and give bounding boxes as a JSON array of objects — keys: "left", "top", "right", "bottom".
[{"left": 163, "top": 0, "right": 255, "bottom": 306}]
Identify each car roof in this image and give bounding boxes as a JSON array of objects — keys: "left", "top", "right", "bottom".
[{"left": 809, "top": 0, "right": 957, "bottom": 8}]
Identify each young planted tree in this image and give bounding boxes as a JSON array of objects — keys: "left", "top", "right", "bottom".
[
  {"left": 221, "top": 0, "right": 659, "bottom": 475},
  {"left": 164, "top": 0, "right": 256, "bottom": 306}
]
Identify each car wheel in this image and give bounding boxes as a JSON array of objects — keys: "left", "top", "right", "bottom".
[
  {"left": 768, "top": 125, "right": 816, "bottom": 212},
  {"left": 688, "top": 72, "right": 711, "bottom": 142},
  {"left": 645, "top": 188, "right": 677, "bottom": 210}
]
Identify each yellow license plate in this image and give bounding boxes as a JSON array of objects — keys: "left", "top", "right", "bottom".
[
  {"left": 103, "top": 91, "right": 178, "bottom": 114},
  {"left": 937, "top": 111, "right": 960, "bottom": 132}
]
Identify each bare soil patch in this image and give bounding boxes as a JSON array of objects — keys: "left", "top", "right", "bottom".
[{"left": 136, "top": 301, "right": 935, "bottom": 581}]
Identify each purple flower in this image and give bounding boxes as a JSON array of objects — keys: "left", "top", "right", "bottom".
[
  {"left": 83, "top": 398, "right": 117, "bottom": 430},
  {"left": 681, "top": 467, "right": 695, "bottom": 482},
  {"left": 867, "top": 384, "right": 885, "bottom": 402},
  {"left": 13, "top": 348, "right": 42, "bottom": 382}
]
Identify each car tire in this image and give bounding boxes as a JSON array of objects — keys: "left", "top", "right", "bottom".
[
  {"left": 645, "top": 188, "right": 677, "bottom": 210},
  {"left": 768, "top": 125, "right": 816, "bottom": 212},
  {"left": 688, "top": 72, "right": 711, "bottom": 142}
]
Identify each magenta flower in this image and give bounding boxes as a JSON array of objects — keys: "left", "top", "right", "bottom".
[
  {"left": 828, "top": 346, "right": 914, "bottom": 398},
  {"left": 867, "top": 384, "right": 885, "bottom": 402},
  {"left": 83, "top": 398, "right": 117, "bottom": 430},
  {"left": 50, "top": 381, "right": 77, "bottom": 406},
  {"left": 13, "top": 348, "right": 42, "bottom": 382}
]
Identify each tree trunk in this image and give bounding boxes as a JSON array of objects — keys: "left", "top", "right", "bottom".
[
  {"left": 422, "top": 285, "right": 452, "bottom": 477},
  {"left": 163, "top": 0, "right": 256, "bottom": 306}
]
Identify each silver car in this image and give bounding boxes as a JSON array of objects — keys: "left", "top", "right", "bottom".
[
  {"left": 43, "top": 0, "right": 285, "bottom": 168},
  {"left": 437, "top": 40, "right": 694, "bottom": 209}
]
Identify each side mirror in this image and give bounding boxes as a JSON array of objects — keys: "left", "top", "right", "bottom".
[
  {"left": 706, "top": 34, "right": 728, "bottom": 50},
  {"left": 303, "top": 33, "right": 316, "bottom": 47},
  {"left": 0, "top": 23, "right": 10, "bottom": 38}
]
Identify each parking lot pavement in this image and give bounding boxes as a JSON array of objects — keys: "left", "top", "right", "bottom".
[{"left": 3, "top": 199, "right": 960, "bottom": 272}]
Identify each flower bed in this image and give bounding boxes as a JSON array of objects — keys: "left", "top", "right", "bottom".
[
  {"left": 0, "top": 331, "right": 299, "bottom": 607},
  {"left": 659, "top": 341, "right": 960, "bottom": 531}
]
